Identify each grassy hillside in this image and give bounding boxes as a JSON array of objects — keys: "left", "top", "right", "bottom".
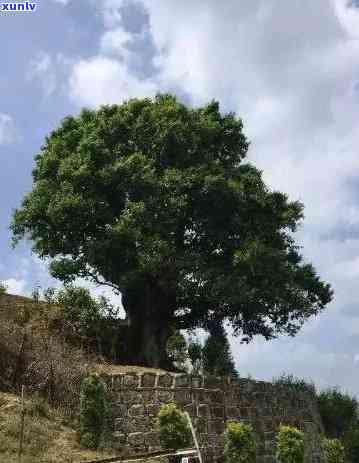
[
  {"left": 0, "top": 292, "right": 173, "bottom": 461},
  {"left": 0, "top": 391, "right": 118, "bottom": 463}
]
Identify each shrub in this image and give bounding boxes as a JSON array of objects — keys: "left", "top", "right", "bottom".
[
  {"left": 203, "top": 324, "right": 238, "bottom": 378},
  {"left": 272, "top": 374, "right": 316, "bottom": 396},
  {"left": 79, "top": 375, "right": 107, "bottom": 450},
  {"left": 276, "top": 425, "right": 305, "bottom": 463},
  {"left": 343, "top": 425, "right": 359, "bottom": 463},
  {"left": 0, "top": 281, "right": 6, "bottom": 296},
  {"left": 224, "top": 421, "right": 256, "bottom": 463},
  {"left": 323, "top": 438, "right": 345, "bottom": 463},
  {"left": 188, "top": 339, "right": 203, "bottom": 374},
  {"left": 156, "top": 403, "right": 192, "bottom": 450},
  {"left": 317, "top": 388, "right": 358, "bottom": 439},
  {"left": 26, "top": 392, "right": 50, "bottom": 419},
  {"left": 166, "top": 331, "right": 188, "bottom": 371}
]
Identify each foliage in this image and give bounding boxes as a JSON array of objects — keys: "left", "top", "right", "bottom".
[
  {"left": 343, "top": 425, "right": 359, "bottom": 463},
  {"left": 166, "top": 331, "right": 188, "bottom": 370},
  {"left": 79, "top": 375, "right": 108, "bottom": 450},
  {"left": 276, "top": 425, "right": 305, "bottom": 463},
  {"left": 0, "top": 281, "right": 6, "bottom": 296},
  {"left": 156, "top": 403, "right": 191, "bottom": 450},
  {"left": 317, "top": 388, "right": 358, "bottom": 439},
  {"left": 323, "top": 438, "right": 345, "bottom": 463},
  {"left": 12, "top": 94, "right": 333, "bottom": 366},
  {"left": 0, "top": 391, "right": 116, "bottom": 462},
  {"left": 32, "top": 284, "right": 41, "bottom": 303},
  {"left": 0, "top": 294, "right": 92, "bottom": 415},
  {"left": 43, "top": 285, "right": 124, "bottom": 362},
  {"left": 202, "top": 323, "right": 238, "bottom": 377},
  {"left": 25, "top": 392, "right": 51, "bottom": 419},
  {"left": 48, "top": 285, "right": 101, "bottom": 339},
  {"left": 272, "top": 374, "right": 316, "bottom": 396},
  {"left": 224, "top": 420, "right": 256, "bottom": 463},
  {"left": 187, "top": 337, "right": 203, "bottom": 374}
]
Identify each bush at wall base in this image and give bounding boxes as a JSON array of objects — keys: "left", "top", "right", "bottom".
[
  {"left": 276, "top": 425, "right": 305, "bottom": 463},
  {"left": 323, "top": 438, "right": 345, "bottom": 463},
  {"left": 79, "top": 374, "right": 107, "bottom": 450},
  {"left": 156, "top": 403, "right": 192, "bottom": 451},
  {"left": 224, "top": 421, "right": 256, "bottom": 463}
]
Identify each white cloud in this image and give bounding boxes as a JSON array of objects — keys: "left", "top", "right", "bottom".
[
  {"left": 100, "top": 27, "right": 134, "bottom": 58},
  {"left": 234, "top": 336, "right": 359, "bottom": 393},
  {"left": 69, "top": 56, "right": 157, "bottom": 107},
  {"left": 3, "top": 278, "right": 27, "bottom": 295},
  {"left": 28, "top": 52, "right": 57, "bottom": 96},
  {"left": 0, "top": 113, "right": 17, "bottom": 145}
]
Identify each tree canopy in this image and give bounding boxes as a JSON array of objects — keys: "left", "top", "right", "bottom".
[{"left": 11, "top": 94, "right": 333, "bottom": 366}]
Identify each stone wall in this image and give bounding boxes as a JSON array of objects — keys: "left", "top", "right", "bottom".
[{"left": 100, "top": 372, "right": 325, "bottom": 463}]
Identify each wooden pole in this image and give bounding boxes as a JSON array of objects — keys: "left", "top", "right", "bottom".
[
  {"left": 184, "top": 412, "right": 203, "bottom": 463},
  {"left": 18, "top": 385, "right": 25, "bottom": 463}
]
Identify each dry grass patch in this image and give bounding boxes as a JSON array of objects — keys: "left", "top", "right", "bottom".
[{"left": 0, "top": 392, "right": 117, "bottom": 463}]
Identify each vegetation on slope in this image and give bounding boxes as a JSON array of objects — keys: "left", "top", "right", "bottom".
[{"left": 0, "top": 391, "right": 116, "bottom": 463}]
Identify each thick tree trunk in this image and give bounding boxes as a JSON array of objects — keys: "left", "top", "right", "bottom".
[{"left": 121, "top": 278, "right": 175, "bottom": 369}]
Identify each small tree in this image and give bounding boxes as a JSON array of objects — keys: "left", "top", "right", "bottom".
[
  {"left": 188, "top": 338, "right": 203, "bottom": 374},
  {"left": 0, "top": 281, "right": 6, "bottom": 296},
  {"left": 224, "top": 421, "right": 256, "bottom": 463},
  {"left": 203, "top": 323, "right": 238, "bottom": 377},
  {"left": 166, "top": 331, "right": 188, "bottom": 371},
  {"left": 79, "top": 374, "right": 107, "bottom": 449},
  {"left": 323, "top": 438, "right": 345, "bottom": 463},
  {"left": 156, "top": 403, "right": 191, "bottom": 450},
  {"left": 317, "top": 388, "right": 358, "bottom": 439},
  {"left": 276, "top": 425, "right": 305, "bottom": 463}
]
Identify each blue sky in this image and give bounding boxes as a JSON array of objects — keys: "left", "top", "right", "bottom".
[{"left": 1, "top": 0, "right": 359, "bottom": 395}]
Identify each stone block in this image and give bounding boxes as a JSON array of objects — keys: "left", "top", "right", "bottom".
[
  {"left": 117, "top": 391, "right": 136, "bottom": 404},
  {"left": 191, "top": 376, "right": 203, "bottom": 388},
  {"left": 208, "top": 419, "right": 225, "bottom": 434},
  {"left": 197, "top": 404, "right": 210, "bottom": 417},
  {"left": 141, "top": 373, "right": 157, "bottom": 388},
  {"left": 111, "top": 374, "right": 123, "bottom": 390},
  {"left": 128, "top": 432, "right": 145, "bottom": 447},
  {"left": 144, "top": 431, "right": 160, "bottom": 449},
  {"left": 157, "top": 390, "right": 174, "bottom": 403},
  {"left": 158, "top": 374, "right": 173, "bottom": 388},
  {"left": 174, "top": 374, "right": 190, "bottom": 387},
  {"left": 204, "top": 375, "right": 223, "bottom": 389},
  {"left": 211, "top": 406, "right": 225, "bottom": 418},
  {"left": 194, "top": 417, "right": 207, "bottom": 434},
  {"left": 114, "top": 417, "right": 124, "bottom": 432},
  {"left": 184, "top": 403, "right": 196, "bottom": 416},
  {"left": 113, "top": 403, "right": 128, "bottom": 418},
  {"left": 123, "top": 374, "right": 139, "bottom": 388},
  {"left": 193, "top": 389, "right": 206, "bottom": 403},
  {"left": 146, "top": 403, "right": 161, "bottom": 416},
  {"left": 129, "top": 404, "right": 145, "bottom": 416},
  {"left": 225, "top": 406, "right": 240, "bottom": 419},
  {"left": 113, "top": 432, "right": 127, "bottom": 447},
  {"left": 208, "top": 390, "right": 224, "bottom": 404},
  {"left": 174, "top": 389, "right": 192, "bottom": 405}
]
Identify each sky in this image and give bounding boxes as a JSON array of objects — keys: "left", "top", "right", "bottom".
[{"left": 1, "top": 0, "right": 359, "bottom": 396}]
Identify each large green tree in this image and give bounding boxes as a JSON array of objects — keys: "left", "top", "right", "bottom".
[{"left": 12, "top": 94, "right": 332, "bottom": 367}]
